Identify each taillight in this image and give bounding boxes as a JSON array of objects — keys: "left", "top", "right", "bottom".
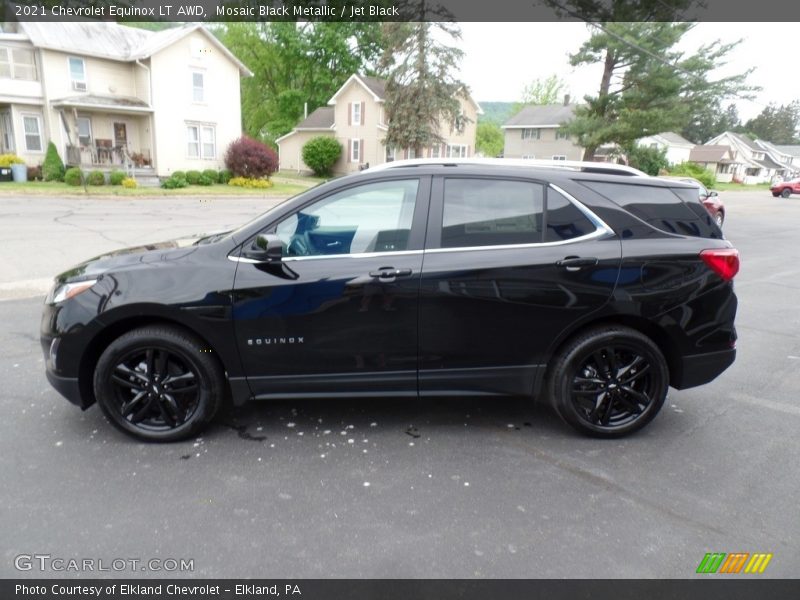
[{"left": 700, "top": 248, "right": 739, "bottom": 281}]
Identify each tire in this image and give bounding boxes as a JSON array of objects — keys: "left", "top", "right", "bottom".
[
  {"left": 781, "top": 188, "right": 791, "bottom": 198},
  {"left": 714, "top": 211, "right": 724, "bottom": 228},
  {"left": 93, "top": 325, "right": 224, "bottom": 442},
  {"left": 546, "top": 326, "right": 669, "bottom": 438},
  {"left": 772, "top": 193, "right": 780, "bottom": 197}
]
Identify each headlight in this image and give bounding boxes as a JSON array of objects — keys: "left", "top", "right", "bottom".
[{"left": 49, "top": 279, "right": 98, "bottom": 304}]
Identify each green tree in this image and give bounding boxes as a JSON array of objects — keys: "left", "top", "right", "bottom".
[
  {"left": 302, "top": 136, "right": 343, "bottom": 176},
  {"left": 518, "top": 74, "right": 569, "bottom": 107},
  {"left": 682, "top": 101, "right": 741, "bottom": 144},
  {"left": 42, "top": 142, "right": 65, "bottom": 182},
  {"left": 379, "top": 2, "right": 469, "bottom": 154},
  {"left": 215, "top": 22, "right": 384, "bottom": 146},
  {"left": 743, "top": 101, "right": 800, "bottom": 144},
  {"left": 547, "top": 1, "right": 757, "bottom": 160},
  {"left": 475, "top": 122, "right": 504, "bottom": 157}
]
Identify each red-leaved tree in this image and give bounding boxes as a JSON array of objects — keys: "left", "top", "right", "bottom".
[{"left": 224, "top": 136, "right": 278, "bottom": 179}]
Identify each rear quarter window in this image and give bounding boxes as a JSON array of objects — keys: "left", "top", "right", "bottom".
[{"left": 579, "top": 181, "right": 719, "bottom": 238}]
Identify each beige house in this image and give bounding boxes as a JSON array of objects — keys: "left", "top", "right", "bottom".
[
  {"left": 0, "top": 21, "right": 251, "bottom": 179},
  {"left": 502, "top": 100, "right": 582, "bottom": 161},
  {"left": 277, "top": 74, "right": 481, "bottom": 174},
  {"left": 688, "top": 145, "right": 741, "bottom": 183}
]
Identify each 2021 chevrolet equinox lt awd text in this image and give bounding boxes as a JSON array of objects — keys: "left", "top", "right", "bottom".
[{"left": 41, "top": 160, "right": 738, "bottom": 441}]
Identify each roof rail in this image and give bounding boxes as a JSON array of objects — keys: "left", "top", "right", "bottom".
[{"left": 366, "top": 157, "right": 648, "bottom": 177}]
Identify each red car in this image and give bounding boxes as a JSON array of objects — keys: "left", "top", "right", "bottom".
[
  {"left": 659, "top": 176, "right": 725, "bottom": 228},
  {"left": 771, "top": 179, "right": 800, "bottom": 198}
]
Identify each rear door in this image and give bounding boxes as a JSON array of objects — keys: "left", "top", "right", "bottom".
[{"left": 418, "top": 176, "right": 622, "bottom": 396}]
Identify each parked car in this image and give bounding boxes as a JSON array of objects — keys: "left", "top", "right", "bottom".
[
  {"left": 42, "top": 160, "right": 738, "bottom": 441},
  {"left": 770, "top": 179, "right": 800, "bottom": 198},
  {"left": 658, "top": 176, "right": 725, "bottom": 228}
]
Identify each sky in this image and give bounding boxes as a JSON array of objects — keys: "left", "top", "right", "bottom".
[{"left": 455, "top": 22, "right": 795, "bottom": 121}]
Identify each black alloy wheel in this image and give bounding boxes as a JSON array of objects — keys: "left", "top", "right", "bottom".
[
  {"left": 548, "top": 326, "right": 668, "bottom": 437},
  {"left": 94, "top": 326, "right": 224, "bottom": 441}
]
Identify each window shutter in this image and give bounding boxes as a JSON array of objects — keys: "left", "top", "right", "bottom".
[
  {"left": 348, "top": 103, "right": 352, "bottom": 126},
  {"left": 348, "top": 139, "right": 352, "bottom": 162},
  {"left": 360, "top": 138, "right": 364, "bottom": 163},
  {"left": 361, "top": 102, "right": 365, "bottom": 125}
]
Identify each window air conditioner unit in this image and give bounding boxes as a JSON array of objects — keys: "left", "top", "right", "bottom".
[{"left": 72, "top": 81, "right": 87, "bottom": 92}]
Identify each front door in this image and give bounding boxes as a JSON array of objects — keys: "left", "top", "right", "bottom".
[
  {"left": 232, "top": 177, "right": 429, "bottom": 398},
  {"left": 418, "top": 176, "right": 621, "bottom": 396},
  {"left": 113, "top": 122, "right": 127, "bottom": 150}
]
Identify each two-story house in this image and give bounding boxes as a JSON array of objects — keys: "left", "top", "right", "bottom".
[
  {"left": 0, "top": 21, "right": 250, "bottom": 179},
  {"left": 687, "top": 145, "right": 741, "bottom": 183},
  {"left": 706, "top": 131, "right": 784, "bottom": 184},
  {"left": 501, "top": 100, "right": 583, "bottom": 161},
  {"left": 754, "top": 140, "right": 800, "bottom": 180},
  {"left": 277, "top": 74, "right": 481, "bottom": 174}
]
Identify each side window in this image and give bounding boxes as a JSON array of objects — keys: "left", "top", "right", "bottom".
[
  {"left": 545, "top": 188, "right": 595, "bottom": 242},
  {"left": 274, "top": 179, "right": 419, "bottom": 257},
  {"left": 579, "top": 181, "right": 707, "bottom": 237},
  {"left": 441, "top": 178, "right": 544, "bottom": 248}
]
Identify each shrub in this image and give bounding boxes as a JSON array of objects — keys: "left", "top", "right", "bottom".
[
  {"left": 185, "top": 170, "right": 202, "bottom": 185},
  {"left": 64, "top": 167, "right": 83, "bottom": 186},
  {"left": 42, "top": 143, "right": 65, "bottom": 181},
  {"left": 224, "top": 136, "right": 278, "bottom": 179},
  {"left": 171, "top": 170, "right": 186, "bottom": 180},
  {"left": 669, "top": 161, "right": 717, "bottom": 188},
  {"left": 161, "top": 176, "right": 188, "bottom": 189},
  {"left": 27, "top": 165, "right": 43, "bottom": 181},
  {"left": 122, "top": 177, "right": 138, "bottom": 189},
  {"left": 302, "top": 136, "right": 342, "bottom": 176},
  {"left": 198, "top": 174, "right": 214, "bottom": 186},
  {"left": 87, "top": 170, "right": 106, "bottom": 186},
  {"left": 202, "top": 169, "right": 219, "bottom": 182},
  {"left": 109, "top": 170, "right": 126, "bottom": 185},
  {"left": 228, "top": 176, "right": 273, "bottom": 189},
  {"left": 218, "top": 169, "right": 233, "bottom": 184},
  {"left": 622, "top": 143, "right": 669, "bottom": 177},
  {"left": 0, "top": 153, "right": 24, "bottom": 167}
]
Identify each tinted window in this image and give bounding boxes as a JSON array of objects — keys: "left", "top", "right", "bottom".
[
  {"left": 442, "top": 178, "right": 544, "bottom": 248},
  {"left": 274, "top": 179, "right": 418, "bottom": 256},
  {"left": 545, "top": 188, "right": 595, "bottom": 242},
  {"left": 580, "top": 181, "right": 708, "bottom": 237}
]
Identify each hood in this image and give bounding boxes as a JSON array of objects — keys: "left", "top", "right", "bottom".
[{"left": 53, "top": 230, "right": 231, "bottom": 284}]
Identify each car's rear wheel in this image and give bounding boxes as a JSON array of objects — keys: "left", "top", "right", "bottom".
[
  {"left": 93, "top": 325, "right": 224, "bottom": 442},
  {"left": 547, "top": 326, "right": 668, "bottom": 438},
  {"left": 781, "top": 188, "right": 792, "bottom": 198}
]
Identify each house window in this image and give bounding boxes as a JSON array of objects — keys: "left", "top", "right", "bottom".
[
  {"left": 186, "top": 123, "right": 216, "bottom": 159},
  {"left": 745, "top": 167, "right": 760, "bottom": 177},
  {"left": 556, "top": 129, "right": 569, "bottom": 140},
  {"left": 0, "top": 111, "right": 13, "bottom": 152},
  {"left": 552, "top": 155, "right": 567, "bottom": 161},
  {"left": 350, "top": 139, "right": 361, "bottom": 163},
  {"left": 192, "top": 71, "right": 204, "bottom": 103},
  {"left": 522, "top": 155, "right": 535, "bottom": 160},
  {"left": 431, "top": 145, "right": 441, "bottom": 158},
  {"left": 351, "top": 103, "right": 361, "bottom": 126},
  {"left": 23, "top": 114, "right": 42, "bottom": 152},
  {"left": 452, "top": 113, "right": 466, "bottom": 134},
  {"left": 521, "top": 128, "right": 540, "bottom": 140},
  {"left": 446, "top": 144, "right": 467, "bottom": 158},
  {"left": 0, "top": 47, "right": 37, "bottom": 80},
  {"left": 76, "top": 117, "right": 92, "bottom": 147},
  {"left": 68, "top": 57, "right": 86, "bottom": 89},
  {"left": 407, "top": 148, "right": 416, "bottom": 159},
  {"left": 385, "top": 146, "right": 396, "bottom": 162}
]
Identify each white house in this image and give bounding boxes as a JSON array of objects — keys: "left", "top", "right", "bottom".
[
  {"left": 277, "top": 74, "right": 482, "bottom": 175},
  {"left": 0, "top": 21, "right": 251, "bottom": 179},
  {"left": 754, "top": 140, "right": 799, "bottom": 179},
  {"left": 636, "top": 131, "right": 694, "bottom": 165},
  {"left": 706, "top": 131, "right": 783, "bottom": 184}
]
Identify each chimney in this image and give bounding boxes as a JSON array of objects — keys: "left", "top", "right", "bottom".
[
  {"left": 304, "top": 102, "right": 308, "bottom": 119},
  {"left": 563, "top": 94, "right": 571, "bottom": 106}
]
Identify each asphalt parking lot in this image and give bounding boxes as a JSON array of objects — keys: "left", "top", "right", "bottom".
[{"left": 0, "top": 191, "right": 798, "bottom": 578}]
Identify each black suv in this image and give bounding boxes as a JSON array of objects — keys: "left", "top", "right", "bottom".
[{"left": 41, "top": 161, "right": 738, "bottom": 441}]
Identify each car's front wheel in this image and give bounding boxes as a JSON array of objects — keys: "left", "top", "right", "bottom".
[
  {"left": 547, "top": 326, "right": 669, "bottom": 438},
  {"left": 714, "top": 212, "right": 724, "bottom": 228},
  {"left": 93, "top": 325, "right": 224, "bottom": 442},
  {"left": 781, "top": 188, "right": 792, "bottom": 198}
]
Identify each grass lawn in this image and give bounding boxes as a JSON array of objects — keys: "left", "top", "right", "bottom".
[
  {"left": 713, "top": 182, "right": 771, "bottom": 192},
  {"left": 0, "top": 180, "right": 308, "bottom": 197}
]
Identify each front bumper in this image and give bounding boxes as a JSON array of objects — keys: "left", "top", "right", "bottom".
[{"left": 45, "top": 368, "right": 86, "bottom": 408}]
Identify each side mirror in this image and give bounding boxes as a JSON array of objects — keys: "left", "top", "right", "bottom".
[
  {"left": 245, "top": 234, "right": 283, "bottom": 263},
  {"left": 708, "top": 190, "right": 719, "bottom": 197}
]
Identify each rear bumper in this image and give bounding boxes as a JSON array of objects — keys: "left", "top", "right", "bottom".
[
  {"left": 672, "top": 348, "right": 736, "bottom": 389},
  {"left": 45, "top": 369, "right": 86, "bottom": 408}
]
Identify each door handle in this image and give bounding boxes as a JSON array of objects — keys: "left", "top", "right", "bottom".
[
  {"left": 368, "top": 267, "right": 413, "bottom": 281},
  {"left": 556, "top": 256, "right": 599, "bottom": 271}
]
